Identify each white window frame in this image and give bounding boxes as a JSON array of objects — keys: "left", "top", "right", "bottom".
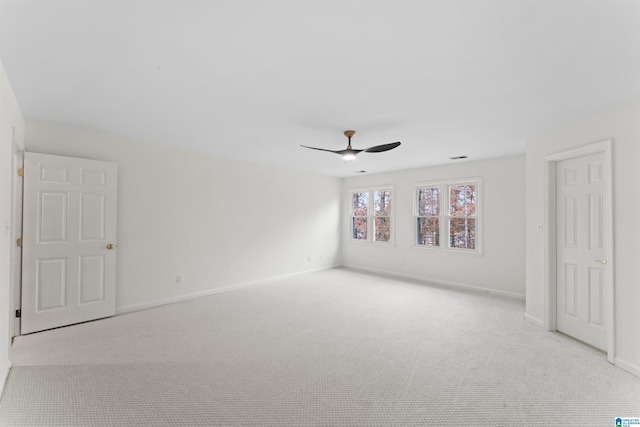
[
  {"left": 415, "top": 183, "right": 443, "bottom": 248},
  {"left": 349, "top": 186, "right": 395, "bottom": 245},
  {"left": 414, "top": 178, "right": 482, "bottom": 254}
]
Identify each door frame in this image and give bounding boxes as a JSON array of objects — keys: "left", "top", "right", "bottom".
[
  {"left": 11, "top": 148, "right": 23, "bottom": 337},
  {"left": 543, "top": 139, "right": 614, "bottom": 363}
]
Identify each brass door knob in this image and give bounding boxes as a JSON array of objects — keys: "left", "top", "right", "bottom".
[{"left": 106, "top": 243, "right": 114, "bottom": 250}]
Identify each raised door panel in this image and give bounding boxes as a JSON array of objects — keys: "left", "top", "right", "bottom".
[
  {"left": 588, "top": 193, "right": 604, "bottom": 250},
  {"left": 79, "top": 255, "right": 106, "bottom": 304},
  {"left": 563, "top": 195, "right": 577, "bottom": 249},
  {"left": 39, "top": 192, "right": 68, "bottom": 243},
  {"left": 588, "top": 267, "right": 605, "bottom": 327},
  {"left": 562, "top": 263, "right": 578, "bottom": 318},
  {"left": 36, "top": 258, "right": 67, "bottom": 311},
  {"left": 80, "top": 193, "right": 106, "bottom": 241},
  {"left": 39, "top": 164, "right": 68, "bottom": 183},
  {"left": 81, "top": 169, "right": 106, "bottom": 186}
]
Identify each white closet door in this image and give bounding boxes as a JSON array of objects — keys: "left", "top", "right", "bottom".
[
  {"left": 556, "top": 151, "right": 607, "bottom": 350},
  {"left": 22, "top": 152, "right": 118, "bottom": 334}
]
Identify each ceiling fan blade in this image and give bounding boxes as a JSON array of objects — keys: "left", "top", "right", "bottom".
[
  {"left": 300, "top": 145, "right": 342, "bottom": 154},
  {"left": 301, "top": 145, "right": 365, "bottom": 157},
  {"left": 363, "top": 142, "right": 401, "bottom": 153}
]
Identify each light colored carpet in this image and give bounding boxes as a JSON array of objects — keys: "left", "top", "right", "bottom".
[{"left": 1, "top": 268, "right": 638, "bottom": 426}]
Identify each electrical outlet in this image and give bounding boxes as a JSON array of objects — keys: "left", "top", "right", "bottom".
[{"left": 176, "top": 275, "right": 183, "bottom": 284}]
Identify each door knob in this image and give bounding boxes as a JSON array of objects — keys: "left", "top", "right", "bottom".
[
  {"left": 594, "top": 259, "right": 608, "bottom": 264},
  {"left": 106, "top": 243, "right": 115, "bottom": 250}
]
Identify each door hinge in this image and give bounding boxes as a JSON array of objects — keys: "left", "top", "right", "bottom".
[
  {"left": 17, "top": 167, "right": 24, "bottom": 177},
  {"left": 15, "top": 309, "right": 21, "bottom": 318},
  {"left": 16, "top": 238, "right": 22, "bottom": 247}
]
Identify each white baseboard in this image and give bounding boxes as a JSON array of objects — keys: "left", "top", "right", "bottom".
[
  {"left": 1, "top": 361, "right": 11, "bottom": 399},
  {"left": 614, "top": 357, "right": 640, "bottom": 378},
  {"left": 342, "top": 264, "right": 526, "bottom": 300},
  {"left": 524, "top": 313, "right": 544, "bottom": 328},
  {"left": 116, "top": 265, "right": 339, "bottom": 315}
]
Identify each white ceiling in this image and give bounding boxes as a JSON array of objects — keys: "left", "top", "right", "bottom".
[{"left": 1, "top": 1, "right": 639, "bottom": 177}]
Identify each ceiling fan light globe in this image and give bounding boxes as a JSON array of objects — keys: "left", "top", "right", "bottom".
[{"left": 343, "top": 152, "right": 357, "bottom": 162}]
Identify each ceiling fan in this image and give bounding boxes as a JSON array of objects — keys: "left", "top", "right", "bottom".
[{"left": 301, "top": 130, "right": 401, "bottom": 162}]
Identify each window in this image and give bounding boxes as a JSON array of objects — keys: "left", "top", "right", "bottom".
[
  {"left": 351, "top": 191, "right": 368, "bottom": 241},
  {"left": 416, "top": 186, "right": 440, "bottom": 247},
  {"left": 415, "top": 179, "right": 481, "bottom": 252},
  {"left": 374, "top": 190, "right": 392, "bottom": 242},
  {"left": 448, "top": 184, "right": 476, "bottom": 249},
  {"left": 350, "top": 187, "right": 393, "bottom": 243}
]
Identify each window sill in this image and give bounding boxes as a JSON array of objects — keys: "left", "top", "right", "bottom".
[{"left": 413, "top": 244, "right": 483, "bottom": 255}]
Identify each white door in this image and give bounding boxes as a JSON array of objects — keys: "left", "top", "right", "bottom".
[
  {"left": 556, "top": 151, "right": 607, "bottom": 350},
  {"left": 21, "top": 152, "right": 118, "bottom": 334}
]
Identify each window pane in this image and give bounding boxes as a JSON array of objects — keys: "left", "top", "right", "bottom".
[
  {"left": 352, "top": 217, "right": 368, "bottom": 240},
  {"left": 374, "top": 217, "right": 391, "bottom": 242},
  {"left": 449, "top": 217, "right": 476, "bottom": 249},
  {"left": 352, "top": 192, "right": 368, "bottom": 216},
  {"left": 449, "top": 185, "right": 476, "bottom": 216},
  {"left": 374, "top": 190, "right": 391, "bottom": 216},
  {"left": 417, "top": 187, "right": 440, "bottom": 216},
  {"left": 417, "top": 217, "right": 439, "bottom": 247}
]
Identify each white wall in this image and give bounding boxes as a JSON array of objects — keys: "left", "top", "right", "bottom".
[
  {"left": 342, "top": 155, "right": 526, "bottom": 298},
  {"left": 525, "top": 97, "right": 640, "bottom": 376},
  {"left": 0, "top": 61, "right": 25, "bottom": 391},
  {"left": 25, "top": 122, "right": 342, "bottom": 312}
]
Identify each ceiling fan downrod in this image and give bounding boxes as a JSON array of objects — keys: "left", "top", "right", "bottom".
[{"left": 344, "top": 130, "right": 356, "bottom": 150}]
